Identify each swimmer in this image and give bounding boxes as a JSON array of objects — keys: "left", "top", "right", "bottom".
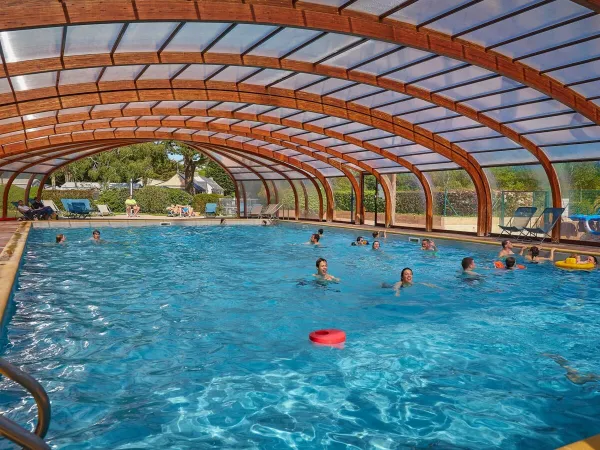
[
  {"left": 544, "top": 353, "right": 600, "bottom": 385},
  {"left": 313, "top": 257, "right": 339, "bottom": 282},
  {"left": 576, "top": 255, "right": 598, "bottom": 267},
  {"left": 519, "top": 246, "right": 555, "bottom": 263},
  {"left": 91, "top": 229, "right": 103, "bottom": 243},
  {"left": 372, "top": 240, "right": 380, "bottom": 250},
  {"left": 56, "top": 234, "right": 66, "bottom": 244},
  {"left": 498, "top": 239, "right": 514, "bottom": 258},
  {"left": 461, "top": 257, "right": 479, "bottom": 276},
  {"left": 318, "top": 228, "right": 324, "bottom": 236},
  {"left": 353, "top": 236, "right": 368, "bottom": 246},
  {"left": 392, "top": 267, "right": 413, "bottom": 296},
  {"left": 421, "top": 238, "right": 437, "bottom": 251},
  {"left": 310, "top": 233, "right": 320, "bottom": 244}
]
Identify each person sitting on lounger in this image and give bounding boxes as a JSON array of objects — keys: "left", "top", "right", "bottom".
[
  {"left": 519, "top": 246, "right": 555, "bottom": 263},
  {"left": 125, "top": 196, "right": 140, "bottom": 217},
  {"left": 314, "top": 258, "right": 339, "bottom": 282},
  {"left": 17, "top": 200, "right": 53, "bottom": 220},
  {"left": 498, "top": 239, "right": 514, "bottom": 258}
]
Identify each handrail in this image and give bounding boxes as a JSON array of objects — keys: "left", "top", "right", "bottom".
[{"left": 0, "top": 358, "right": 51, "bottom": 449}]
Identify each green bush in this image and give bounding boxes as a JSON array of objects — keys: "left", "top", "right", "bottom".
[
  {"left": 97, "top": 189, "right": 129, "bottom": 212},
  {"left": 192, "top": 193, "right": 223, "bottom": 214},
  {"left": 97, "top": 187, "right": 194, "bottom": 214}
]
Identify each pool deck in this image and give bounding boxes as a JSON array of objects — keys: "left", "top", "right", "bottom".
[{"left": 0, "top": 221, "right": 31, "bottom": 325}]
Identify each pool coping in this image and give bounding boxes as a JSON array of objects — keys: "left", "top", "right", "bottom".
[{"left": 0, "top": 222, "right": 31, "bottom": 326}]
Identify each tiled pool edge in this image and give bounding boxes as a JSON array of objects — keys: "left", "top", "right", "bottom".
[
  {"left": 0, "top": 222, "right": 31, "bottom": 326},
  {"left": 31, "top": 218, "right": 267, "bottom": 228}
]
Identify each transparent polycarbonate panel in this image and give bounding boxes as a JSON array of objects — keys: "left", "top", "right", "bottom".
[
  {"left": 345, "top": 0, "right": 405, "bottom": 16},
  {"left": 327, "top": 122, "right": 371, "bottom": 135},
  {"left": 461, "top": 1, "right": 590, "bottom": 48},
  {"left": 212, "top": 118, "right": 239, "bottom": 127},
  {"left": 427, "top": 0, "right": 541, "bottom": 36},
  {"left": 231, "top": 120, "right": 262, "bottom": 129},
  {"left": 270, "top": 73, "right": 325, "bottom": 91},
  {"left": 442, "top": 128, "right": 502, "bottom": 142},
  {"left": 155, "top": 127, "right": 176, "bottom": 133},
  {"left": 356, "top": 47, "right": 433, "bottom": 76},
  {"left": 547, "top": 59, "right": 600, "bottom": 85},
  {"left": 325, "top": 40, "right": 399, "bottom": 69},
  {"left": 315, "top": 167, "right": 344, "bottom": 177},
  {"left": 400, "top": 107, "right": 459, "bottom": 124},
  {"left": 326, "top": 84, "right": 382, "bottom": 101},
  {"left": 389, "top": 0, "right": 477, "bottom": 25},
  {"left": 125, "top": 101, "right": 158, "bottom": 110},
  {"left": 544, "top": 144, "right": 600, "bottom": 162},
  {"left": 418, "top": 162, "right": 460, "bottom": 171},
  {"left": 1, "top": 171, "right": 18, "bottom": 218},
  {"left": 115, "top": 22, "right": 179, "bottom": 53},
  {"left": 236, "top": 173, "right": 261, "bottom": 181},
  {"left": 11, "top": 72, "right": 57, "bottom": 92},
  {"left": 377, "top": 167, "right": 409, "bottom": 174},
  {"left": 193, "top": 130, "right": 215, "bottom": 137},
  {"left": 246, "top": 139, "right": 270, "bottom": 147},
  {"left": 521, "top": 38, "right": 600, "bottom": 72},
  {"left": 404, "top": 153, "right": 449, "bottom": 165},
  {"left": 418, "top": 116, "right": 480, "bottom": 132},
  {"left": 300, "top": 78, "right": 355, "bottom": 96},
  {"left": 253, "top": 123, "right": 285, "bottom": 132},
  {"left": 297, "top": 132, "right": 328, "bottom": 142},
  {"left": 210, "top": 102, "right": 246, "bottom": 112},
  {"left": 363, "top": 159, "right": 402, "bottom": 169},
  {"left": 242, "top": 180, "right": 269, "bottom": 210},
  {"left": 413, "top": 65, "right": 495, "bottom": 92},
  {"left": 2, "top": 161, "right": 30, "bottom": 172},
  {"left": 527, "top": 126, "right": 600, "bottom": 146},
  {"left": 553, "top": 161, "right": 600, "bottom": 241},
  {"left": 23, "top": 111, "right": 57, "bottom": 121},
  {"left": 484, "top": 100, "right": 572, "bottom": 123},
  {"left": 175, "top": 64, "right": 222, "bottom": 81},
  {"left": 261, "top": 108, "right": 300, "bottom": 120},
  {"left": 426, "top": 169, "right": 478, "bottom": 232},
  {"left": 0, "top": 27, "right": 61, "bottom": 62},
  {"left": 240, "top": 69, "right": 291, "bottom": 86},
  {"left": 262, "top": 143, "right": 286, "bottom": 151},
  {"left": 394, "top": 172, "right": 426, "bottom": 228},
  {"left": 312, "top": 137, "right": 346, "bottom": 147},
  {"left": 326, "top": 144, "right": 362, "bottom": 155},
  {"left": 283, "top": 111, "right": 326, "bottom": 124},
  {"left": 369, "top": 135, "right": 419, "bottom": 149},
  {"left": 484, "top": 164, "right": 551, "bottom": 235},
  {"left": 272, "top": 180, "right": 296, "bottom": 219},
  {"left": 472, "top": 149, "right": 538, "bottom": 166},
  {"left": 59, "top": 68, "right": 103, "bottom": 85},
  {"left": 347, "top": 129, "right": 392, "bottom": 141},
  {"left": 209, "top": 24, "right": 277, "bottom": 54},
  {"left": 163, "top": 22, "right": 230, "bottom": 53},
  {"left": 138, "top": 64, "right": 186, "bottom": 80},
  {"left": 571, "top": 80, "right": 600, "bottom": 99},
  {"left": 375, "top": 98, "right": 433, "bottom": 116},
  {"left": 347, "top": 150, "right": 381, "bottom": 161},
  {"left": 236, "top": 104, "right": 278, "bottom": 116},
  {"left": 304, "top": 117, "right": 350, "bottom": 130},
  {"left": 293, "top": 153, "right": 317, "bottom": 163},
  {"left": 383, "top": 57, "right": 466, "bottom": 84},
  {"left": 100, "top": 65, "right": 144, "bottom": 82},
  {"left": 285, "top": 33, "right": 362, "bottom": 63},
  {"left": 274, "top": 149, "right": 300, "bottom": 157},
  {"left": 61, "top": 106, "right": 93, "bottom": 115},
  {"left": 24, "top": 164, "right": 55, "bottom": 174},
  {"left": 388, "top": 145, "right": 432, "bottom": 157},
  {"left": 209, "top": 66, "right": 260, "bottom": 83},
  {"left": 441, "top": 76, "right": 524, "bottom": 101},
  {"left": 327, "top": 177, "right": 352, "bottom": 222},
  {"left": 352, "top": 90, "right": 409, "bottom": 108},
  {"left": 461, "top": 137, "right": 519, "bottom": 153},
  {"left": 497, "top": 14, "right": 600, "bottom": 59},
  {"left": 230, "top": 136, "right": 253, "bottom": 143},
  {"left": 299, "top": 179, "right": 321, "bottom": 220},
  {"left": 461, "top": 87, "right": 548, "bottom": 111},
  {"left": 510, "top": 113, "right": 591, "bottom": 134},
  {"left": 248, "top": 28, "right": 322, "bottom": 58},
  {"left": 304, "top": 0, "right": 349, "bottom": 6},
  {"left": 0, "top": 78, "right": 11, "bottom": 94},
  {"left": 64, "top": 24, "right": 123, "bottom": 56}
]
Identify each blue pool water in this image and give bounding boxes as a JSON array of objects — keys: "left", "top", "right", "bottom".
[{"left": 1, "top": 224, "right": 599, "bottom": 449}]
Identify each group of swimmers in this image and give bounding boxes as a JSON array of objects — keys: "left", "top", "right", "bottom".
[{"left": 55, "top": 230, "right": 104, "bottom": 244}]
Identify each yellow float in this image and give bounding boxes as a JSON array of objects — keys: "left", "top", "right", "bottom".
[{"left": 555, "top": 257, "right": 595, "bottom": 270}]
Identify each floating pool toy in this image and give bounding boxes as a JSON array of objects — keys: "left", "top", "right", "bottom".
[
  {"left": 569, "top": 214, "right": 600, "bottom": 236},
  {"left": 494, "top": 261, "right": 526, "bottom": 269},
  {"left": 309, "top": 329, "right": 346, "bottom": 345},
  {"left": 555, "top": 257, "right": 595, "bottom": 270}
]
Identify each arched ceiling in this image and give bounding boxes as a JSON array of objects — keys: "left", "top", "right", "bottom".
[{"left": 1, "top": 0, "right": 599, "bottom": 235}]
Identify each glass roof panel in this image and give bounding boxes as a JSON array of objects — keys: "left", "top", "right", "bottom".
[
  {"left": 377, "top": 166, "right": 409, "bottom": 174},
  {"left": 403, "top": 153, "right": 449, "bottom": 165},
  {"left": 346, "top": 150, "right": 381, "bottom": 160},
  {"left": 312, "top": 137, "right": 346, "bottom": 147},
  {"left": 115, "top": 22, "right": 179, "bottom": 53},
  {"left": 520, "top": 38, "right": 600, "bottom": 72},
  {"left": 400, "top": 107, "right": 459, "bottom": 124},
  {"left": 461, "top": 1, "right": 590, "bottom": 48},
  {"left": 248, "top": 28, "right": 322, "bottom": 58},
  {"left": 329, "top": 143, "right": 363, "bottom": 153},
  {"left": 241, "top": 69, "right": 291, "bottom": 86},
  {"left": 356, "top": 47, "right": 433, "bottom": 76},
  {"left": 509, "top": 113, "right": 591, "bottom": 134},
  {"left": 347, "top": 129, "right": 392, "bottom": 141},
  {"left": 100, "top": 65, "right": 144, "bottom": 82},
  {"left": 440, "top": 77, "right": 523, "bottom": 101},
  {"left": 417, "top": 162, "right": 460, "bottom": 171},
  {"left": 233, "top": 105, "right": 274, "bottom": 116},
  {"left": 175, "top": 64, "right": 222, "bottom": 81},
  {"left": 284, "top": 111, "right": 326, "bottom": 123},
  {"left": 418, "top": 116, "right": 480, "bottom": 132},
  {"left": 236, "top": 173, "right": 260, "bottom": 180},
  {"left": 138, "top": 64, "right": 186, "bottom": 80},
  {"left": 0, "top": 78, "right": 12, "bottom": 94},
  {"left": 374, "top": 98, "right": 431, "bottom": 116},
  {"left": 270, "top": 73, "right": 325, "bottom": 90},
  {"left": 327, "top": 122, "right": 371, "bottom": 135},
  {"left": 253, "top": 123, "right": 285, "bottom": 132},
  {"left": 272, "top": 128, "right": 307, "bottom": 137},
  {"left": 387, "top": 145, "right": 431, "bottom": 157},
  {"left": 389, "top": 0, "right": 476, "bottom": 25},
  {"left": 351, "top": 90, "right": 410, "bottom": 108},
  {"left": 427, "top": 0, "right": 542, "bottom": 36},
  {"left": 285, "top": 33, "right": 362, "bottom": 63},
  {"left": 571, "top": 80, "right": 600, "bottom": 99},
  {"left": 526, "top": 126, "right": 600, "bottom": 145},
  {"left": 382, "top": 56, "right": 466, "bottom": 84},
  {"left": 345, "top": 0, "right": 405, "bottom": 16},
  {"left": 59, "top": 68, "right": 103, "bottom": 85},
  {"left": 64, "top": 24, "right": 123, "bottom": 56},
  {"left": 0, "top": 27, "right": 61, "bottom": 62},
  {"left": 155, "top": 101, "right": 188, "bottom": 109},
  {"left": 368, "top": 136, "right": 415, "bottom": 148},
  {"left": 364, "top": 159, "right": 403, "bottom": 169},
  {"left": 210, "top": 102, "right": 246, "bottom": 112},
  {"left": 413, "top": 66, "right": 495, "bottom": 92},
  {"left": 11, "top": 72, "right": 56, "bottom": 91},
  {"left": 126, "top": 101, "right": 157, "bottom": 109},
  {"left": 461, "top": 88, "right": 548, "bottom": 111},
  {"left": 544, "top": 143, "right": 600, "bottom": 161},
  {"left": 163, "top": 22, "right": 230, "bottom": 53},
  {"left": 319, "top": 167, "right": 345, "bottom": 177},
  {"left": 496, "top": 15, "right": 600, "bottom": 59},
  {"left": 473, "top": 149, "right": 538, "bottom": 166},
  {"left": 440, "top": 128, "right": 501, "bottom": 142},
  {"left": 184, "top": 101, "right": 219, "bottom": 110},
  {"left": 484, "top": 100, "right": 572, "bottom": 122},
  {"left": 209, "top": 24, "right": 278, "bottom": 54},
  {"left": 547, "top": 59, "right": 600, "bottom": 84},
  {"left": 326, "top": 84, "right": 382, "bottom": 101},
  {"left": 300, "top": 78, "right": 355, "bottom": 95},
  {"left": 303, "top": 116, "right": 350, "bottom": 129},
  {"left": 460, "top": 137, "right": 518, "bottom": 152},
  {"left": 261, "top": 108, "right": 300, "bottom": 119},
  {"left": 297, "top": 132, "right": 327, "bottom": 141},
  {"left": 325, "top": 40, "right": 399, "bottom": 68},
  {"left": 209, "top": 66, "right": 260, "bottom": 83},
  {"left": 60, "top": 106, "right": 93, "bottom": 115}
]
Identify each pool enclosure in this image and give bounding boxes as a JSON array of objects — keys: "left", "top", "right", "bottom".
[{"left": 0, "top": 0, "right": 599, "bottom": 242}]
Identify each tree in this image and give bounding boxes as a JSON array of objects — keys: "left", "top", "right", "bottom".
[
  {"left": 164, "top": 141, "right": 206, "bottom": 194},
  {"left": 204, "top": 160, "right": 236, "bottom": 196}
]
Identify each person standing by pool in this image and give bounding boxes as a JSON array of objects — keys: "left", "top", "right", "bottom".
[
  {"left": 125, "top": 195, "right": 140, "bottom": 217},
  {"left": 498, "top": 240, "right": 514, "bottom": 258},
  {"left": 314, "top": 258, "right": 339, "bottom": 282}
]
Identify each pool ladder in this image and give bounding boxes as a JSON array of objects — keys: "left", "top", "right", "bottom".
[{"left": 0, "top": 359, "right": 51, "bottom": 449}]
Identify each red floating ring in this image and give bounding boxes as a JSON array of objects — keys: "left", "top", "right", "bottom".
[{"left": 309, "top": 329, "right": 346, "bottom": 345}]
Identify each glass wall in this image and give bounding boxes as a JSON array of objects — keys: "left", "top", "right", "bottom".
[
  {"left": 271, "top": 179, "right": 295, "bottom": 219},
  {"left": 426, "top": 169, "right": 478, "bottom": 233},
  {"left": 240, "top": 180, "right": 269, "bottom": 216},
  {"left": 394, "top": 173, "right": 426, "bottom": 229},
  {"left": 362, "top": 174, "right": 386, "bottom": 226},
  {"left": 554, "top": 161, "right": 600, "bottom": 243},
  {"left": 328, "top": 176, "right": 353, "bottom": 223}
]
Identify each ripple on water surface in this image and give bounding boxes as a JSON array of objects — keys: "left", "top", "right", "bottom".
[{"left": 1, "top": 224, "right": 599, "bottom": 449}]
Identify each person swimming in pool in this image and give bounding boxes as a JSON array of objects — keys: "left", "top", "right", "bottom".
[
  {"left": 313, "top": 257, "right": 339, "bottom": 282},
  {"left": 318, "top": 228, "right": 324, "bottom": 237},
  {"left": 498, "top": 239, "right": 514, "bottom": 258},
  {"left": 309, "top": 233, "right": 320, "bottom": 244},
  {"left": 544, "top": 353, "right": 600, "bottom": 385},
  {"left": 576, "top": 255, "right": 598, "bottom": 267},
  {"left": 372, "top": 240, "right": 380, "bottom": 250},
  {"left": 421, "top": 238, "right": 437, "bottom": 251},
  {"left": 91, "top": 229, "right": 104, "bottom": 243},
  {"left": 519, "top": 246, "right": 556, "bottom": 263},
  {"left": 461, "top": 257, "right": 479, "bottom": 276},
  {"left": 392, "top": 267, "right": 413, "bottom": 296},
  {"left": 56, "top": 234, "right": 66, "bottom": 244}
]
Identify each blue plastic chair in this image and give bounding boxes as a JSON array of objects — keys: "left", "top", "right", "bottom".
[{"left": 205, "top": 203, "right": 217, "bottom": 216}]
